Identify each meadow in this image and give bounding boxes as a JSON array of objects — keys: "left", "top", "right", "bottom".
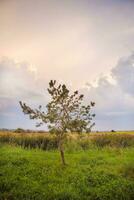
[{"left": 0, "top": 131, "right": 134, "bottom": 200}]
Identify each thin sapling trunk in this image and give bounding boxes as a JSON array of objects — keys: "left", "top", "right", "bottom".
[{"left": 58, "top": 138, "right": 66, "bottom": 165}]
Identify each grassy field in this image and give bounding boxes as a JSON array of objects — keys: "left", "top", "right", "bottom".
[{"left": 0, "top": 131, "right": 134, "bottom": 200}]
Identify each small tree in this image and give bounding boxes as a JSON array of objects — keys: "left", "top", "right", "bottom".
[
  {"left": 14, "top": 128, "right": 25, "bottom": 133},
  {"left": 19, "top": 80, "right": 95, "bottom": 165}
]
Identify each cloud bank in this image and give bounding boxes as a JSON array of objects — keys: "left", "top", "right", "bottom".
[
  {"left": 0, "top": 58, "right": 48, "bottom": 129},
  {"left": 0, "top": 54, "right": 134, "bottom": 130},
  {"left": 83, "top": 53, "right": 134, "bottom": 130}
]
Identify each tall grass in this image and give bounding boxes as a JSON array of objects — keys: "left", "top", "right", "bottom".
[
  {"left": 0, "top": 131, "right": 134, "bottom": 150},
  {"left": 91, "top": 134, "right": 134, "bottom": 148},
  {"left": 0, "top": 132, "right": 59, "bottom": 150}
]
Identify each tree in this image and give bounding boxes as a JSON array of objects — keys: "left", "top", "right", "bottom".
[
  {"left": 19, "top": 80, "right": 95, "bottom": 165},
  {"left": 14, "top": 128, "right": 25, "bottom": 133}
]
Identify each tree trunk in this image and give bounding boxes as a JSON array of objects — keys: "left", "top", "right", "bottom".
[{"left": 59, "top": 139, "right": 66, "bottom": 165}]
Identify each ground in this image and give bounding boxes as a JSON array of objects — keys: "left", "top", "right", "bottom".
[{"left": 0, "top": 144, "right": 134, "bottom": 200}]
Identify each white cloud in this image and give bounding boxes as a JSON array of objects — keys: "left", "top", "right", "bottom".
[
  {"left": 82, "top": 53, "right": 134, "bottom": 130},
  {"left": 0, "top": 58, "right": 48, "bottom": 102},
  {"left": 0, "top": 58, "right": 50, "bottom": 129},
  {"left": 112, "top": 53, "right": 134, "bottom": 96}
]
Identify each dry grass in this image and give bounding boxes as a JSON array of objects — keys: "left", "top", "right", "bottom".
[{"left": 0, "top": 130, "right": 134, "bottom": 150}]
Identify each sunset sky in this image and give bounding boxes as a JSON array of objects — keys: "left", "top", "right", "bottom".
[{"left": 0, "top": 0, "right": 134, "bottom": 130}]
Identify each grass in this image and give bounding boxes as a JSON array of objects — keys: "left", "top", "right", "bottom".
[
  {"left": 0, "top": 145, "right": 134, "bottom": 200},
  {"left": 0, "top": 131, "right": 134, "bottom": 150}
]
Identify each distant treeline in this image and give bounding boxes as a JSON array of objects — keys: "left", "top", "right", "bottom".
[{"left": 0, "top": 128, "right": 48, "bottom": 133}]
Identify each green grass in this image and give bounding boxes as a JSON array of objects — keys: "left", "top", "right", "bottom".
[{"left": 0, "top": 145, "right": 134, "bottom": 200}]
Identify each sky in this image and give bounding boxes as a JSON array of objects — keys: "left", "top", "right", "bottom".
[{"left": 0, "top": 0, "right": 134, "bottom": 131}]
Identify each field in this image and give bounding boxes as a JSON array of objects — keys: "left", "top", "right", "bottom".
[{"left": 0, "top": 131, "right": 134, "bottom": 200}]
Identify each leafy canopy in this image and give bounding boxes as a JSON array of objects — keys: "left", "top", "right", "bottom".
[{"left": 20, "top": 80, "right": 95, "bottom": 134}]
